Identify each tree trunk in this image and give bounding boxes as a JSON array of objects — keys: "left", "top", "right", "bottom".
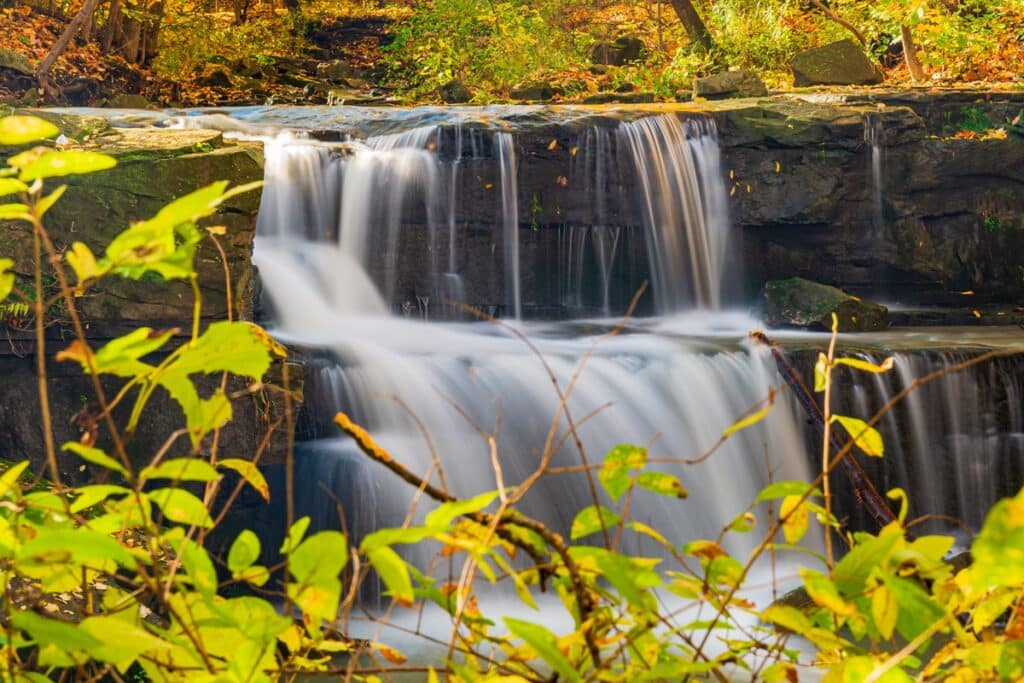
[
  {"left": 102, "top": 0, "right": 122, "bottom": 53},
  {"left": 900, "top": 24, "right": 926, "bottom": 82},
  {"left": 665, "top": 0, "right": 714, "bottom": 51},
  {"left": 122, "top": 15, "right": 141, "bottom": 63},
  {"left": 36, "top": 0, "right": 103, "bottom": 99}
]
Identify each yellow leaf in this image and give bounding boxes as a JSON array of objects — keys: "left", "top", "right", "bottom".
[
  {"left": 871, "top": 584, "right": 898, "bottom": 639},
  {"left": 814, "top": 352, "right": 829, "bottom": 392},
  {"left": 374, "top": 643, "right": 408, "bottom": 664},
  {"left": 972, "top": 309, "right": 981, "bottom": 318},
  {"left": 833, "top": 356, "right": 894, "bottom": 374},
  {"left": 780, "top": 495, "right": 809, "bottom": 544},
  {"left": 831, "top": 415, "right": 884, "bottom": 457},
  {"left": 547, "top": 139, "right": 559, "bottom": 150},
  {"left": 723, "top": 389, "right": 774, "bottom": 437},
  {"left": 774, "top": 160, "right": 781, "bottom": 173}
]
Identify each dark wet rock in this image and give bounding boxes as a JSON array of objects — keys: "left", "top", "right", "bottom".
[
  {"left": 105, "top": 93, "right": 152, "bottom": 109},
  {"left": 790, "top": 39, "right": 883, "bottom": 86},
  {"left": 510, "top": 83, "right": 555, "bottom": 101},
  {"left": 315, "top": 59, "right": 352, "bottom": 84},
  {"left": 0, "top": 48, "right": 34, "bottom": 76},
  {"left": 230, "top": 56, "right": 269, "bottom": 79},
  {"left": 196, "top": 66, "right": 233, "bottom": 88},
  {"left": 439, "top": 79, "right": 471, "bottom": 103},
  {"left": 763, "top": 278, "right": 888, "bottom": 331},
  {"left": 591, "top": 36, "right": 645, "bottom": 66},
  {"left": 693, "top": 69, "right": 768, "bottom": 99},
  {"left": 581, "top": 91, "right": 656, "bottom": 104}
]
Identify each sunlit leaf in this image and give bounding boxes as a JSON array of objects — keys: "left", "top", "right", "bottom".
[
  {"left": 367, "top": 545, "right": 414, "bottom": 605},
  {"left": 140, "top": 457, "right": 220, "bottom": 483},
  {"left": 599, "top": 443, "right": 647, "bottom": 501},
  {"left": 834, "top": 356, "right": 895, "bottom": 374},
  {"left": 0, "top": 177, "right": 28, "bottom": 197},
  {"left": 723, "top": 391, "right": 774, "bottom": 437},
  {"left": 800, "top": 568, "right": 856, "bottom": 616},
  {"left": 219, "top": 458, "right": 270, "bottom": 501},
  {"left": 872, "top": 584, "right": 898, "bottom": 639},
  {"left": 66, "top": 242, "right": 102, "bottom": 283},
  {"left": 814, "top": 352, "right": 828, "bottom": 392},
  {"left": 503, "top": 617, "right": 580, "bottom": 683},
  {"left": 0, "top": 202, "right": 30, "bottom": 221},
  {"left": 61, "top": 442, "right": 127, "bottom": 476},
  {"left": 0, "top": 257, "right": 13, "bottom": 303},
  {"left": 18, "top": 150, "right": 116, "bottom": 182},
  {"left": 149, "top": 487, "right": 214, "bottom": 527},
  {"left": 570, "top": 505, "right": 620, "bottom": 539},
  {"left": 757, "top": 480, "right": 816, "bottom": 502},
  {"left": 280, "top": 516, "right": 311, "bottom": 554},
  {"left": 780, "top": 495, "right": 809, "bottom": 544},
  {"left": 424, "top": 490, "right": 499, "bottom": 529},
  {"left": 636, "top": 471, "right": 688, "bottom": 498},
  {"left": 831, "top": 415, "right": 884, "bottom": 457},
  {"left": 0, "top": 116, "right": 60, "bottom": 146},
  {"left": 178, "top": 536, "right": 217, "bottom": 597},
  {"left": 290, "top": 531, "right": 348, "bottom": 584}
]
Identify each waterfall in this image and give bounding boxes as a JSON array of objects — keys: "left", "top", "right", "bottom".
[
  {"left": 619, "top": 116, "right": 732, "bottom": 312},
  {"left": 864, "top": 113, "right": 885, "bottom": 232},
  {"left": 496, "top": 132, "right": 521, "bottom": 319}
]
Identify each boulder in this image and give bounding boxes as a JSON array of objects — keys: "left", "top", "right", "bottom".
[
  {"left": 439, "top": 79, "right": 471, "bottom": 104},
  {"left": 790, "top": 39, "right": 883, "bottom": 87},
  {"left": 763, "top": 278, "right": 888, "bottom": 331},
  {"left": 693, "top": 69, "right": 768, "bottom": 99},
  {"left": 591, "top": 37, "right": 645, "bottom": 66},
  {"left": 510, "top": 83, "right": 555, "bottom": 101},
  {"left": 315, "top": 59, "right": 352, "bottom": 84},
  {"left": 0, "top": 48, "right": 34, "bottom": 76},
  {"left": 106, "top": 93, "right": 152, "bottom": 109},
  {"left": 196, "top": 66, "right": 232, "bottom": 88}
]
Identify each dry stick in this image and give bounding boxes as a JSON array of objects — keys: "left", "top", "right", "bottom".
[
  {"left": 691, "top": 346, "right": 1021, "bottom": 663},
  {"left": 31, "top": 217, "right": 60, "bottom": 487},
  {"left": 332, "top": 411, "right": 603, "bottom": 668},
  {"left": 820, "top": 322, "right": 839, "bottom": 571}
]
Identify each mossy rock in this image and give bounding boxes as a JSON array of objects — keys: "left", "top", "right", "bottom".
[{"left": 763, "top": 277, "right": 888, "bottom": 332}]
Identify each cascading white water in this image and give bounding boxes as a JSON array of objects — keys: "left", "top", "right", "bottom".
[
  {"left": 251, "top": 117, "right": 814, "bottom": 564},
  {"left": 619, "top": 116, "right": 732, "bottom": 312}
]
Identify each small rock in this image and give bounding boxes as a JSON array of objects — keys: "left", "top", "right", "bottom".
[
  {"left": 439, "top": 79, "right": 471, "bottom": 104},
  {"left": 615, "top": 82, "right": 636, "bottom": 93},
  {"left": 196, "top": 66, "right": 232, "bottom": 88},
  {"left": 763, "top": 277, "right": 888, "bottom": 332},
  {"left": 591, "top": 37, "right": 645, "bottom": 66},
  {"left": 509, "top": 83, "right": 554, "bottom": 101},
  {"left": 693, "top": 69, "right": 768, "bottom": 99},
  {"left": 0, "top": 48, "right": 35, "bottom": 76},
  {"left": 106, "top": 93, "right": 152, "bottom": 109},
  {"left": 790, "top": 39, "right": 883, "bottom": 87},
  {"left": 315, "top": 59, "right": 352, "bottom": 84}
]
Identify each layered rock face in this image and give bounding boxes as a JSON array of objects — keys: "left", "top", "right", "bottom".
[{"left": 0, "top": 117, "right": 296, "bottom": 481}]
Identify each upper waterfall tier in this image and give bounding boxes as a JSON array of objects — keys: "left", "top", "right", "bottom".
[{"left": 254, "top": 113, "right": 734, "bottom": 320}]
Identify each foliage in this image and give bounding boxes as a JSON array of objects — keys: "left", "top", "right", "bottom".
[
  {"left": 384, "top": 0, "right": 590, "bottom": 99},
  {"left": 3, "top": 113, "right": 1024, "bottom": 683}
]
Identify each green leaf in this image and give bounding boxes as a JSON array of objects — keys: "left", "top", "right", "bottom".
[
  {"left": 12, "top": 611, "right": 102, "bottom": 655},
  {"left": 800, "top": 568, "right": 855, "bottom": 616},
  {"left": 599, "top": 443, "right": 647, "bottom": 501},
  {"left": 77, "top": 615, "right": 172, "bottom": 668},
  {"left": 18, "top": 150, "right": 116, "bottom": 182},
  {"left": 503, "top": 617, "right": 580, "bottom": 683},
  {"left": 141, "top": 457, "right": 220, "bottom": 483},
  {"left": 571, "top": 546, "right": 662, "bottom": 607},
  {"left": 0, "top": 202, "right": 30, "bottom": 221},
  {"left": 970, "top": 487, "right": 1024, "bottom": 589},
  {"left": 35, "top": 184, "right": 66, "bottom": 217},
  {"left": 70, "top": 485, "right": 131, "bottom": 514},
  {"left": 872, "top": 584, "right": 899, "bottom": 639},
  {"left": 756, "top": 480, "right": 817, "bottom": 502},
  {"left": 834, "top": 526, "right": 903, "bottom": 595},
  {"left": 424, "top": 490, "right": 499, "bottom": 529},
  {"left": 761, "top": 604, "right": 847, "bottom": 651},
  {"left": 148, "top": 488, "right": 214, "bottom": 527},
  {"left": 360, "top": 526, "right": 435, "bottom": 553},
  {"left": 178, "top": 536, "right": 218, "bottom": 597},
  {"left": 831, "top": 415, "right": 884, "bottom": 457},
  {"left": 0, "top": 257, "right": 13, "bottom": 303},
  {"left": 169, "top": 321, "right": 279, "bottom": 380},
  {"left": 17, "top": 528, "right": 135, "bottom": 569},
  {"left": 218, "top": 458, "right": 270, "bottom": 501},
  {"left": 0, "top": 116, "right": 59, "bottom": 146},
  {"left": 367, "top": 545, "right": 414, "bottom": 605},
  {"left": 280, "top": 516, "right": 310, "bottom": 554},
  {"left": 0, "top": 460, "right": 30, "bottom": 497},
  {"left": 151, "top": 181, "right": 230, "bottom": 226},
  {"left": 0, "top": 177, "right": 28, "bottom": 198},
  {"left": 287, "top": 576, "right": 342, "bottom": 623},
  {"left": 814, "top": 352, "right": 828, "bottom": 392},
  {"left": 570, "top": 504, "right": 620, "bottom": 539},
  {"left": 290, "top": 531, "right": 348, "bottom": 584},
  {"left": 228, "top": 529, "right": 262, "bottom": 573},
  {"left": 636, "top": 471, "right": 688, "bottom": 498},
  {"left": 62, "top": 441, "right": 130, "bottom": 476},
  {"left": 882, "top": 574, "right": 946, "bottom": 641}
]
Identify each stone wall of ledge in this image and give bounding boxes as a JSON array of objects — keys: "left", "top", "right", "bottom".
[{"left": 0, "top": 118, "right": 297, "bottom": 481}]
